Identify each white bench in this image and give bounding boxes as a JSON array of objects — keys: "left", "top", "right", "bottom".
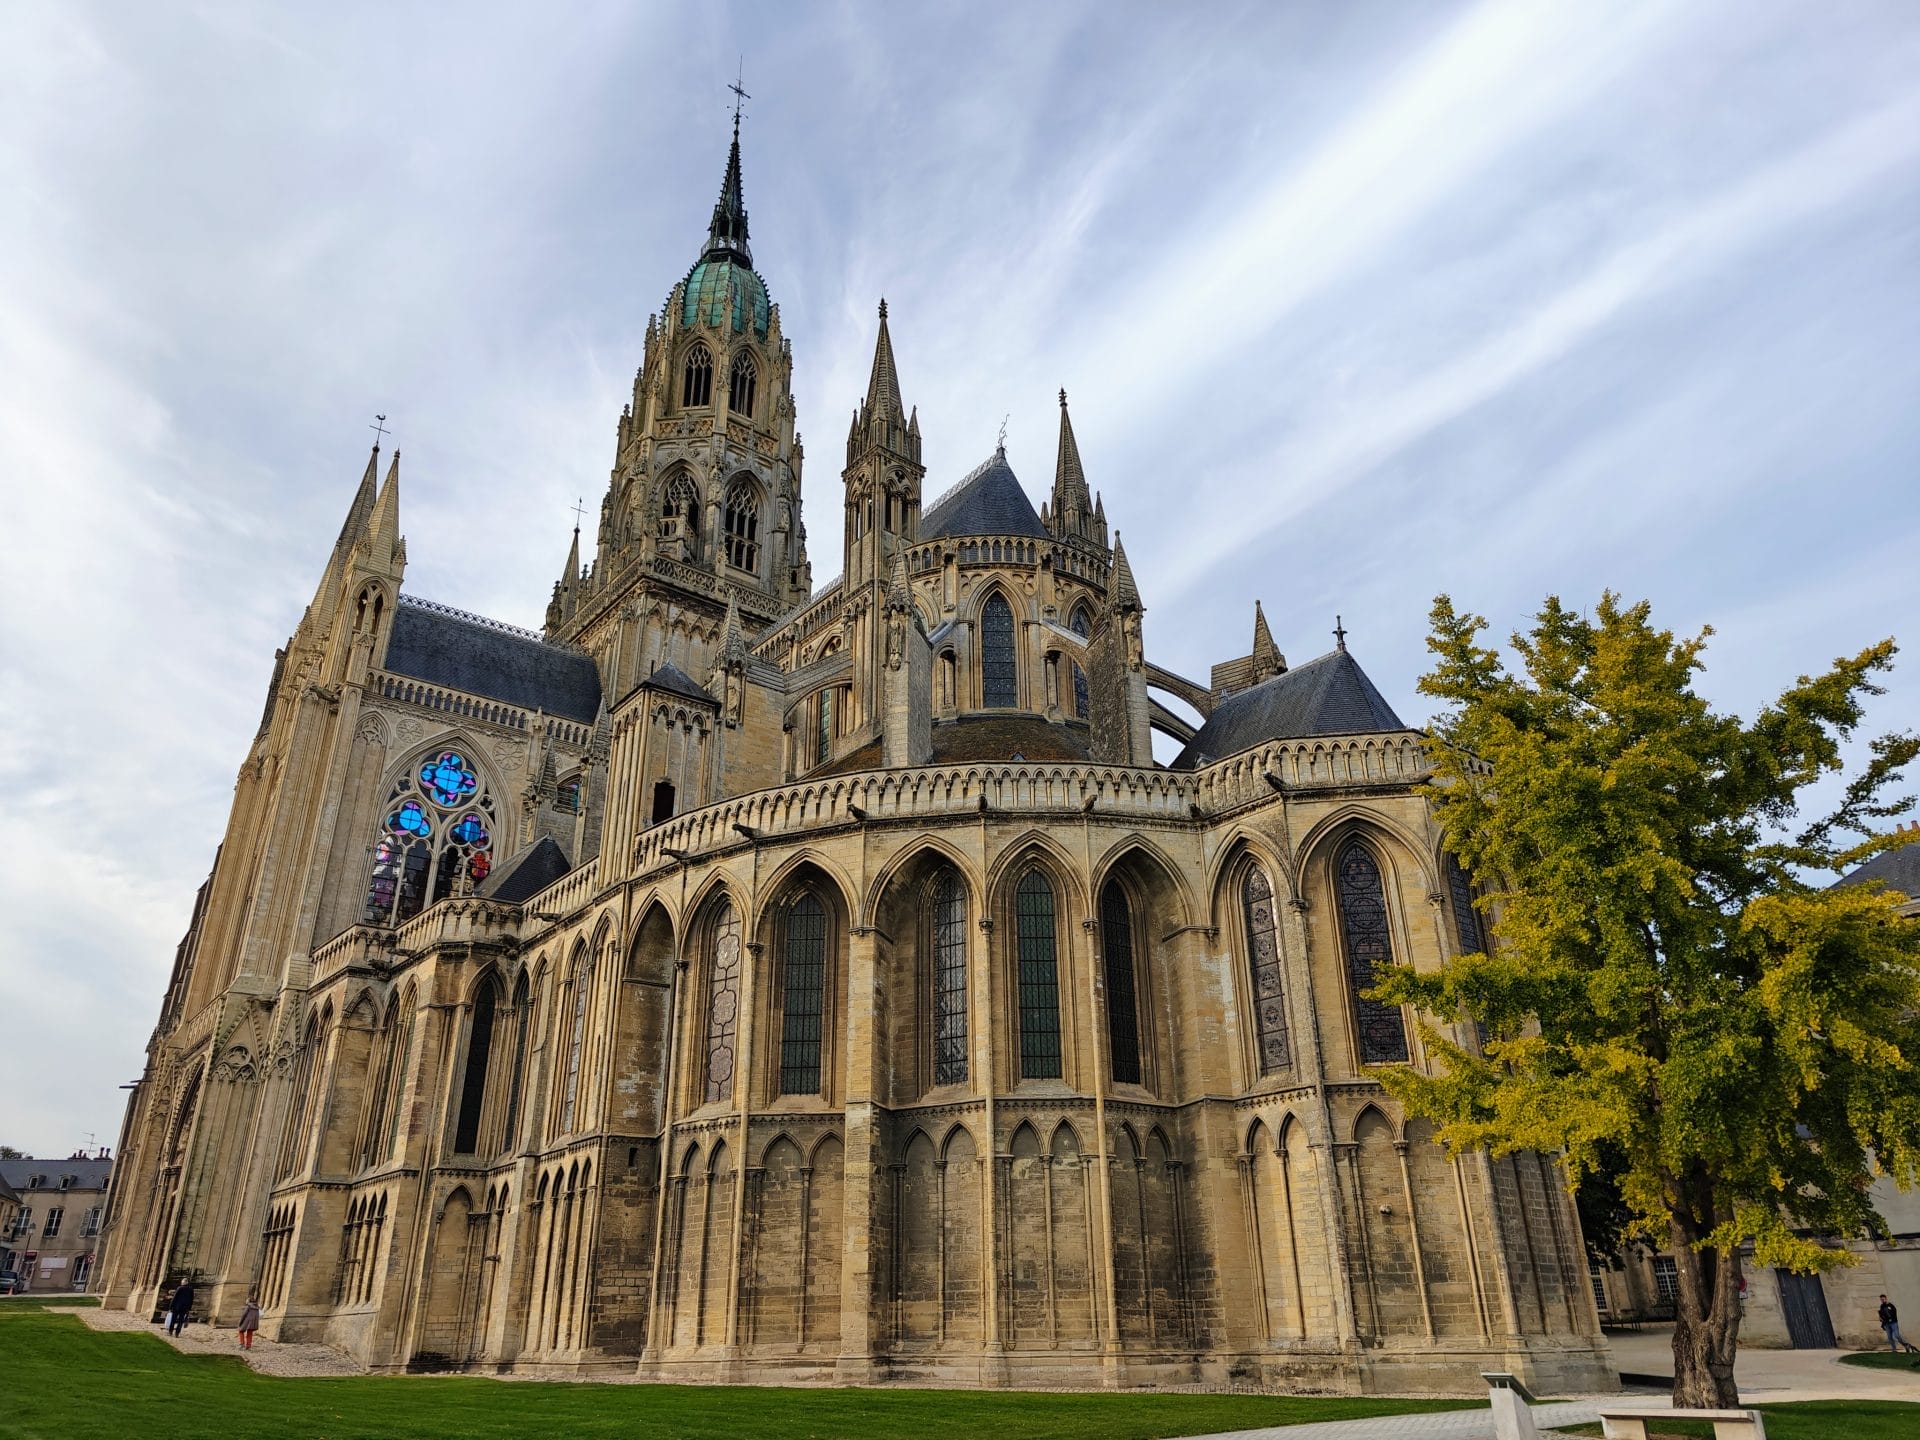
[{"left": 1599, "top": 1407, "right": 1767, "bottom": 1439}]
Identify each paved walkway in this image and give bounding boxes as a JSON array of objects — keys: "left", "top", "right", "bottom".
[
  {"left": 1178, "top": 1398, "right": 1636, "bottom": 1440},
  {"left": 57, "top": 1303, "right": 365, "bottom": 1377},
  {"left": 1606, "top": 1324, "right": 1920, "bottom": 1403}
]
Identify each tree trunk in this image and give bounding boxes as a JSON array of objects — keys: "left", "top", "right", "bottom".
[{"left": 1668, "top": 1211, "right": 1742, "bottom": 1408}]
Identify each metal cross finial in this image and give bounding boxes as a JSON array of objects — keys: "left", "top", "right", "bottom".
[
  {"left": 570, "top": 496, "right": 587, "bottom": 532},
  {"left": 728, "top": 61, "right": 750, "bottom": 125},
  {"left": 370, "top": 413, "right": 390, "bottom": 446},
  {"left": 1334, "top": 614, "right": 1347, "bottom": 651}
]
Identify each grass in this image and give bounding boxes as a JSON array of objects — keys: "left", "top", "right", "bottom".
[
  {"left": 1553, "top": 1402, "right": 1919, "bottom": 1440},
  {"left": 1839, "top": 1348, "right": 1920, "bottom": 1370},
  {"left": 0, "top": 1306, "right": 1477, "bottom": 1440},
  {"left": 0, "top": 1292, "right": 99, "bottom": 1310}
]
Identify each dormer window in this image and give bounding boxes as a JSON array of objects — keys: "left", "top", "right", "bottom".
[{"left": 682, "top": 342, "right": 713, "bottom": 407}]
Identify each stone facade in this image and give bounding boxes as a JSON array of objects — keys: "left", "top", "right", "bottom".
[{"left": 96, "top": 118, "right": 1614, "bottom": 1394}]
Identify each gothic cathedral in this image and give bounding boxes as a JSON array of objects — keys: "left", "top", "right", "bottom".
[{"left": 98, "top": 118, "right": 1613, "bottom": 1394}]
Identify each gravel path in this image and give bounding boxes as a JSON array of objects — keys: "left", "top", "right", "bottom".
[{"left": 56, "top": 1304, "right": 365, "bottom": 1377}]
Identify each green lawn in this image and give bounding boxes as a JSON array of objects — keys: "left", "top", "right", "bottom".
[
  {"left": 1554, "top": 1402, "right": 1919, "bottom": 1440},
  {"left": 0, "top": 1307, "right": 1475, "bottom": 1440},
  {"left": 0, "top": 1292, "right": 99, "bottom": 1310},
  {"left": 1839, "top": 1348, "right": 1920, "bottom": 1370}
]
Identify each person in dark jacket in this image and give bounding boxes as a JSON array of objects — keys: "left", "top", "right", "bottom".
[
  {"left": 166, "top": 1279, "right": 195, "bottom": 1337},
  {"left": 1881, "top": 1294, "right": 1920, "bottom": 1354}
]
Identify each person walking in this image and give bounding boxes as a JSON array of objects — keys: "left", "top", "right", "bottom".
[
  {"left": 166, "top": 1278, "right": 195, "bottom": 1338},
  {"left": 1880, "top": 1294, "right": 1920, "bottom": 1354},
  {"left": 236, "top": 1296, "right": 261, "bottom": 1351}
]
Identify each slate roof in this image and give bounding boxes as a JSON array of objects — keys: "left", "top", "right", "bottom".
[
  {"left": 641, "top": 661, "right": 717, "bottom": 706},
  {"left": 0, "top": 1158, "right": 113, "bottom": 1193},
  {"left": 480, "top": 835, "right": 573, "bottom": 905},
  {"left": 384, "top": 596, "right": 601, "bottom": 724},
  {"left": 920, "top": 449, "right": 1049, "bottom": 540},
  {"left": 1172, "top": 647, "right": 1408, "bottom": 768},
  {"left": 1833, "top": 827, "right": 1920, "bottom": 901}
]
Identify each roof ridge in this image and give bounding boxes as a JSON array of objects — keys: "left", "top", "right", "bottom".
[
  {"left": 398, "top": 593, "right": 553, "bottom": 646},
  {"left": 922, "top": 449, "right": 1011, "bottom": 524}
]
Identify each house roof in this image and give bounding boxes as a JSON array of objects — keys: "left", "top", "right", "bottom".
[
  {"left": 383, "top": 596, "right": 601, "bottom": 724},
  {"left": 641, "top": 661, "right": 718, "bottom": 705},
  {"left": 1172, "top": 647, "right": 1408, "bottom": 768},
  {"left": 1833, "top": 825, "right": 1920, "bottom": 902},
  {"left": 0, "top": 1158, "right": 113, "bottom": 1193},
  {"left": 920, "top": 448, "right": 1048, "bottom": 540}
]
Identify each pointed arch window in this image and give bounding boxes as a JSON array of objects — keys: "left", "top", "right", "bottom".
[
  {"left": 929, "top": 866, "right": 968, "bottom": 1085},
  {"left": 1069, "top": 605, "right": 1091, "bottom": 720},
  {"left": 981, "top": 594, "right": 1017, "bottom": 708},
  {"left": 362, "top": 749, "right": 494, "bottom": 927},
  {"left": 559, "top": 954, "right": 593, "bottom": 1132},
  {"left": 728, "top": 352, "right": 757, "bottom": 416},
  {"left": 1099, "top": 879, "right": 1143, "bottom": 1085},
  {"left": 453, "top": 979, "right": 498, "bottom": 1154},
  {"left": 1445, "top": 854, "right": 1484, "bottom": 957},
  {"left": 723, "top": 479, "right": 760, "bottom": 572},
  {"left": 682, "top": 342, "right": 713, "bottom": 407},
  {"left": 659, "top": 473, "right": 701, "bottom": 558},
  {"left": 815, "top": 687, "right": 834, "bottom": 767},
  {"left": 704, "top": 901, "right": 743, "bottom": 1103},
  {"left": 1014, "top": 870, "right": 1063, "bottom": 1079},
  {"left": 501, "top": 974, "right": 532, "bottom": 1153},
  {"left": 778, "top": 893, "right": 827, "bottom": 1095},
  {"left": 1335, "top": 841, "right": 1410, "bottom": 1064},
  {"left": 1242, "top": 867, "right": 1291, "bottom": 1072}
]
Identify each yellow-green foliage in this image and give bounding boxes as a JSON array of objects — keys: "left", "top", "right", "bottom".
[{"left": 1377, "top": 592, "right": 1920, "bottom": 1273}]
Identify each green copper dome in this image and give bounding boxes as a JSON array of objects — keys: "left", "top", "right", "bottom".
[{"left": 682, "top": 257, "right": 770, "bottom": 338}]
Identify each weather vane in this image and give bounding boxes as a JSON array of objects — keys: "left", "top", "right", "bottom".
[
  {"left": 370, "top": 413, "right": 390, "bottom": 446},
  {"left": 997, "top": 414, "right": 1010, "bottom": 451},
  {"left": 728, "top": 60, "right": 750, "bottom": 125}
]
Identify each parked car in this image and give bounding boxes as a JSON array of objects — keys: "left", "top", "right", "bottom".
[{"left": 0, "top": 1271, "right": 26, "bottom": 1295}]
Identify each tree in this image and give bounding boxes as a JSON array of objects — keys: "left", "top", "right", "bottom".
[
  {"left": 1376, "top": 592, "right": 1920, "bottom": 1408},
  {"left": 0, "top": 1146, "right": 19, "bottom": 1159}
]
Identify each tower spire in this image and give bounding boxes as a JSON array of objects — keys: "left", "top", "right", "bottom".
[
  {"left": 1052, "top": 388, "right": 1092, "bottom": 541},
  {"left": 702, "top": 103, "right": 752, "bottom": 267},
  {"left": 864, "top": 299, "right": 904, "bottom": 422}
]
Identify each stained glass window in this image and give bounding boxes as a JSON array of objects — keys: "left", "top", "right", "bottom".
[
  {"left": 728, "top": 353, "right": 756, "bottom": 416},
  {"left": 1335, "top": 842, "right": 1410, "bottom": 1064},
  {"left": 418, "top": 752, "right": 477, "bottom": 807},
  {"left": 1242, "top": 867, "right": 1292, "bottom": 1072},
  {"left": 930, "top": 866, "right": 968, "bottom": 1085},
  {"left": 723, "top": 480, "right": 760, "bottom": 571},
  {"left": 682, "top": 342, "right": 713, "bottom": 407},
  {"left": 982, "top": 595, "right": 1017, "bottom": 708},
  {"left": 453, "top": 981, "right": 496, "bottom": 1154},
  {"left": 1099, "top": 880, "right": 1143, "bottom": 1086},
  {"left": 1015, "top": 870, "right": 1062, "bottom": 1079},
  {"left": 779, "top": 893, "right": 827, "bottom": 1094},
  {"left": 388, "top": 800, "right": 432, "bottom": 837},
  {"left": 560, "top": 956, "right": 593, "bottom": 1132},
  {"left": 1445, "top": 855, "right": 1483, "bottom": 956},
  {"left": 705, "top": 902, "right": 742, "bottom": 1103},
  {"left": 816, "top": 687, "right": 833, "bottom": 767},
  {"left": 1070, "top": 607, "right": 1091, "bottom": 720}
]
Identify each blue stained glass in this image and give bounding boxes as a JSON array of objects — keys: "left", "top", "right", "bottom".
[
  {"left": 450, "top": 813, "right": 491, "bottom": 849},
  {"left": 419, "top": 751, "right": 477, "bottom": 807},
  {"left": 387, "top": 801, "right": 432, "bottom": 838}
]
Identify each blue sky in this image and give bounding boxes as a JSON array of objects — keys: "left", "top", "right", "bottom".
[{"left": 1, "top": 0, "right": 1916, "bottom": 1156}]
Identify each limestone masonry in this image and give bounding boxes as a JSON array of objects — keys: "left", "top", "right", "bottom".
[{"left": 97, "top": 116, "right": 1614, "bottom": 1393}]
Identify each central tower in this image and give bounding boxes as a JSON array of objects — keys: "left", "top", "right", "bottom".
[{"left": 546, "top": 114, "right": 811, "bottom": 701}]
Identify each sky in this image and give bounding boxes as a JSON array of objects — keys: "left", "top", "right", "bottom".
[{"left": 1, "top": 0, "right": 1917, "bottom": 1157}]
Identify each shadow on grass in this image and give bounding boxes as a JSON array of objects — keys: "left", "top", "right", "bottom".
[{"left": 0, "top": 1307, "right": 1477, "bottom": 1440}]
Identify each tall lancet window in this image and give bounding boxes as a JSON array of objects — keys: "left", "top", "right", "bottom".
[
  {"left": 682, "top": 342, "right": 713, "bottom": 407},
  {"left": 929, "top": 866, "right": 968, "bottom": 1085},
  {"left": 705, "top": 901, "right": 743, "bottom": 1103},
  {"left": 723, "top": 480, "right": 760, "bottom": 572},
  {"left": 1069, "top": 605, "right": 1091, "bottom": 720},
  {"left": 1099, "top": 879, "right": 1143, "bottom": 1085},
  {"left": 1336, "top": 841, "right": 1410, "bottom": 1064},
  {"left": 1242, "top": 867, "right": 1291, "bottom": 1072},
  {"left": 559, "top": 952, "right": 593, "bottom": 1133},
  {"left": 778, "top": 892, "right": 827, "bottom": 1095},
  {"left": 659, "top": 473, "right": 700, "bottom": 557},
  {"left": 981, "top": 594, "right": 1017, "bottom": 708},
  {"left": 728, "top": 352, "right": 757, "bottom": 416},
  {"left": 1015, "top": 870, "right": 1063, "bottom": 1079},
  {"left": 453, "top": 977, "right": 499, "bottom": 1154}
]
